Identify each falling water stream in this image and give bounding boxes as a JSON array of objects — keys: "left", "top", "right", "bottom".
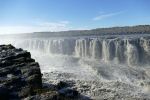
[{"left": 1, "top": 35, "right": 150, "bottom": 99}]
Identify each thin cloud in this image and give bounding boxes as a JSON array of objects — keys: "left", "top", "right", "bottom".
[
  {"left": 0, "top": 21, "right": 71, "bottom": 34},
  {"left": 37, "top": 21, "right": 71, "bottom": 31},
  {"left": 93, "top": 11, "right": 123, "bottom": 21}
]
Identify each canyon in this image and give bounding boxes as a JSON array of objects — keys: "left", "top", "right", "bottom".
[{"left": 1, "top": 25, "right": 150, "bottom": 99}]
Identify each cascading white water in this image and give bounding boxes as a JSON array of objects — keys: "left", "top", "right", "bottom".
[
  {"left": 1, "top": 36, "right": 150, "bottom": 99},
  {"left": 126, "top": 40, "right": 139, "bottom": 66},
  {"left": 74, "top": 37, "right": 150, "bottom": 66},
  {"left": 4, "top": 37, "right": 148, "bottom": 66},
  {"left": 90, "top": 39, "right": 102, "bottom": 59},
  {"left": 75, "top": 39, "right": 88, "bottom": 57}
]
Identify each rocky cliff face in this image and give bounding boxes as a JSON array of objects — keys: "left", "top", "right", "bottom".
[
  {"left": 0, "top": 44, "right": 42, "bottom": 99},
  {"left": 0, "top": 45, "right": 86, "bottom": 100}
]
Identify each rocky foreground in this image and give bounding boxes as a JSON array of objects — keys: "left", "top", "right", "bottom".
[{"left": 0, "top": 45, "right": 86, "bottom": 100}]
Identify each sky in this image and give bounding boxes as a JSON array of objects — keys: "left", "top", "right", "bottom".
[{"left": 0, "top": 0, "right": 150, "bottom": 34}]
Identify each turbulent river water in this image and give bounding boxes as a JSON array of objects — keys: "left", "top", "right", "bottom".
[{"left": 1, "top": 35, "right": 150, "bottom": 99}]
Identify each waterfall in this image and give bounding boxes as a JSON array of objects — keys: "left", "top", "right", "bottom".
[
  {"left": 15, "top": 39, "right": 75, "bottom": 55},
  {"left": 90, "top": 39, "right": 102, "bottom": 59},
  {"left": 6, "top": 37, "right": 150, "bottom": 66},
  {"left": 75, "top": 39, "right": 89, "bottom": 57},
  {"left": 115, "top": 39, "right": 126, "bottom": 63},
  {"left": 126, "top": 40, "right": 139, "bottom": 66}
]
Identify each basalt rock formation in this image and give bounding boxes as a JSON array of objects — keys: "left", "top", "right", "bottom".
[
  {"left": 0, "top": 44, "right": 42, "bottom": 99},
  {"left": 0, "top": 45, "right": 85, "bottom": 100}
]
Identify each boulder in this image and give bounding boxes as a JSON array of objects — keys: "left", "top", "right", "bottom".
[
  {"left": 58, "top": 87, "right": 79, "bottom": 98},
  {"left": 56, "top": 81, "right": 70, "bottom": 90}
]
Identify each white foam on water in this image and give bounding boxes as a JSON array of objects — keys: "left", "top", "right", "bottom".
[{"left": 1, "top": 36, "right": 150, "bottom": 98}]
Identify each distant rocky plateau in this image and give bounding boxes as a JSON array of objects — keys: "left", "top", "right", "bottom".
[{"left": 0, "top": 45, "right": 84, "bottom": 100}]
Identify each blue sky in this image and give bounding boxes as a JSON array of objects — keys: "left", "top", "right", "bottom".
[{"left": 0, "top": 0, "right": 150, "bottom": 34}]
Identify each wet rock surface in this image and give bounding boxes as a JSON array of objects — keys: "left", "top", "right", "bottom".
[
  {"left": 0, "top": 45, "right": 86, "bottom": 100},
  {"left": 0, "top": 44, "right": 42, "bottom": 99},
  {"left": 42, "top": 71, "right": 150, "bottom": 100}
]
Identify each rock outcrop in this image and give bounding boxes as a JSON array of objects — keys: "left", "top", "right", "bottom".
[
  {"left": 0, "top": 45, "right": 86, "bottom": 100},
  {"left": 0, "top": 44, "right": 42, "bottom": 99}
]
